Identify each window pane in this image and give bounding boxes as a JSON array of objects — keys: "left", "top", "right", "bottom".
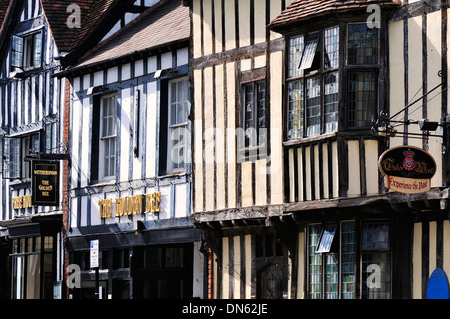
[
  {"left": 324, "top": 26, "right": 339, "bottom": 69},
  {"left": 347, "top": 72, "right": 376, "bottom": 128},
  {"left": 289, "top": 35, "right": 304, "bottom": 78},
  {"left": 288, "top": 80, "right": 304, "bottom": 139},
  {"left": 341, "top": 222, "right": 356, "bottom": 299},
  {"left": 325, "top": 254, "right": 338, "bottom": 299},
  {"left": 348, "top": 23, "right": 379, "bottom": 65},
  {"left": 306, "top": 75, "right": 320, "bottom": 137},
  {"left": 299, "top": 32, "right": 319, "bottom": 70},
  {"left": 33, "top": 32, "right": 42, "bottom": 67},
  {"left": 10, "top": 138, "right": 21, "bottom": 179},
  {"left": 308, "top": 224, "right": 322, "bottom": 299},
  {"left": 11, "top": 35, "right": 24, "bottom": 68},
  {"left": 316, "top": 224, "right": 336, "bottom": 253},
  {"left": 26, "top": 254, "right": 40, "bottom": 299},
  {"left": 362, "top": 221, "right": 389, "bottom": 250},
  {"left": 324, "top": 72, "right": 339, "bottom": 133},
  {"left": 170, "top": 79, "right": 189, "bottom": 126},
  {"left": 256, "top": 81, "right": 266, "bottom": 145},
  {"left": 362, "top": 252, "right": 391, "bottom": 299}
]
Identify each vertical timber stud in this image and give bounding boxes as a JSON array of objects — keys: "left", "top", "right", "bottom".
[{"left": 441, "top": 0, "right": 449, "bottom": 185}]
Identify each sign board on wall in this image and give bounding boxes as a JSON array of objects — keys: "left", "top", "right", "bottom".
[
  {"left": 90, "top": 239, "right": 99, "bottom": 269},
  {"left": 31, "top": 160, "right": 60, "bottom": 206},
  {"left": 378, "top": 145, "right": 436, "bottom": 194}
]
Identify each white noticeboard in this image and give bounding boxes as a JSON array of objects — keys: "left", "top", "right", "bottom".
[{"left": 90, "top": 239, "right": 99, "bottom": 268}]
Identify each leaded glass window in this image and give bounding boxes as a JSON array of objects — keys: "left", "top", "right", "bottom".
[
  {"left": 308, "top": 224, "right": 322, "bottom": 299},
  {"left": 242, "top": 80, "right": 266, "bottom": 148},
  {"left": 286, "top": 22, "right": 381, "bottom": 139},
  {"left": 348, "top": 71, "right": 377, "bottom": 128},
  {"left": 341, "top": 222, "right": 356, "bottom": 299},
  {"left": 306, "top": 76, "right": 321, "bottom": 137},
  {"left": 348, "top": 23, "right": 379, "bottom": 65}
]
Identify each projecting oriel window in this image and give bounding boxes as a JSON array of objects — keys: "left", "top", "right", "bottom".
[{"left": 286, "top": 22, "right": 381, "bottom": 140}]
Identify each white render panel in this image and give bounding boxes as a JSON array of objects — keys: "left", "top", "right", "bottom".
[
  {"left": 93, "top": 71, "right": 103, "bottom": 87},
  {"left": 107, "top": 67, "right": 119, "bottom": 84},
  {"left": 122, "top": 63, "right": 131, "bottom": 80},
  {"left": 159, "top": 185, "right": 171, "bottom": 219},
  {"left": 80, "top": 97, "right": 91, "bottom": 188},
  {"left": 90, "top": 193, "right": 102, "bottom": 226},
  {"left": 135, "top": 59, "right": 144, "bottom": 77},
  {"left": 161, "top": 51, "right": 172, "bottom": 70},
  {"left": 177, "top": 48, "right": 189, "bottom": 66},
  {"left": 148, "top": 56, "right": 157, "bottom": 73},
  {"left": 175, "top": 183, "right": 187, "bottom": 218},
  {"left": 120, "top": 88, "right": 132, "bottom": 182},
  {"left": 71, "top": 98, "right": 82, "bottom": 188},
  {"left": 80, "top": 196, "right": 88, "bottom": 227},
  {"left": 146, "top": 81, "right": 157, "bottom": 178}
]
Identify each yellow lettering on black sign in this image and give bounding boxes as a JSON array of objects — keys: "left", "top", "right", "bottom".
[{"left": 99, "top": 192, "right": 161, "bottom": 218}]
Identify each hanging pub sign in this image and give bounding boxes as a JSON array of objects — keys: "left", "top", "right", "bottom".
[
  {"left": 31, "top": 160, "right": 60, "bottom": 206},
  {"left": 378, "top": 145, "right": 436, "bottom": 194}
]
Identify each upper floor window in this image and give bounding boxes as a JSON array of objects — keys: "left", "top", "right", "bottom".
[
  {"left": 99, "top": 94, "right": 117, "bottom": 180},
  {"left": 287, "top": 23, "right": 380, "bottom": 140},
  {"left": 243, "top": 80, "right": 266, "bottom": 148},
  {"left": 11, "top": 31, "right": 42, "bottom": 70},
  {"left": 168, "top": 78, "right": 189, "bottom": 172},
  {"left": 3, "top": 133, "right": 40, "bottom": 179}
]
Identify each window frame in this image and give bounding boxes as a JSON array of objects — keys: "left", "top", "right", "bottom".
[
  {"left": 11, "top": 30, "right": 43, "bottom": 71},
  {"left": 98, "top": 93, "right": 117, "bottom": 181},
  {"left": 306, "top": 219, "right": 392, "bottom": 299},
  {"left": 167, "top": 77, "right": 190, "bottom": 173},
  {"left": 2, "top": 132, "right": 41, "bottom": 180},
  {"left": 286, "top": 21, "right": 382, "bottom": 142},
  {"left": 239, "top": 68, "right": 268, "bottom": 162}
]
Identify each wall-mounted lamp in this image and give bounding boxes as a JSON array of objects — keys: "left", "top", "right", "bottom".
[{"left": 419, "top": 119, "right": 440, "bottom": 131}]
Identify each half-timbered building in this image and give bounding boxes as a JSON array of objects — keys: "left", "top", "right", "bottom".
[
  {"left": 190, "top": 0, "right": 450, "bottom": 300},
  {"left": 188, "top": 0, "right": 294, "bottom": 299},
  {"left": 0, "top": 0, "right": 75, "bottom": 299},
  {"left": 0, "top": 0, "right": 161, "bottom": 299},
  {"left": 57, "top": 0, "right": 204, "bottom": 299},
  {"left": 269, "top": 0, "right": 450, "bottom": 299}
]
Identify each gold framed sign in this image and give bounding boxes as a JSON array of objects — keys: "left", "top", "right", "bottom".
[{"left": 378, "top": 145, "right": 436, "bottom": 194}]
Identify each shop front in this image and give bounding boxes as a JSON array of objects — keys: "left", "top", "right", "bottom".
[
  {"left": 67, "top": 218, "right": 202, "bottom": 299},
  {"left": 2, "top": 215, "right": 63, "bottom": 299}
]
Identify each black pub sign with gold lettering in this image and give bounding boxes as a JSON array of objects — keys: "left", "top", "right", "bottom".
[{"left": 32, "top": 160, "right": 60, "bottom": 206}]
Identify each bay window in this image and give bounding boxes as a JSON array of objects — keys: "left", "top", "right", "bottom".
[
  {"left": 307, "top": 220, "right": 391, "bottom": 299},
  {"left": 287, "top": 23, "right": 380, "bottom": 140}
]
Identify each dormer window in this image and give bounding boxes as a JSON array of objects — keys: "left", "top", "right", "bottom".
[{"left": 11, "top": 31, "right": 42, "bottom": 70}]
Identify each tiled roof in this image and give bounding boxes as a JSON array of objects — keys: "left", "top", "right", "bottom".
[
  {"left": 41, "top": 0, "right": 121, "bottom": 53},
  {"left": 72, "top": 0, "right": 189, "bottom": 69},
  {"left": 0, "top": 0, "right": 12, "bottom": 32},
  {"left": 0, "top": 0, "right": 123, "bottom": 53},
  {"left": 269, "top": 0, "right": 402, "bottom": 31}
]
